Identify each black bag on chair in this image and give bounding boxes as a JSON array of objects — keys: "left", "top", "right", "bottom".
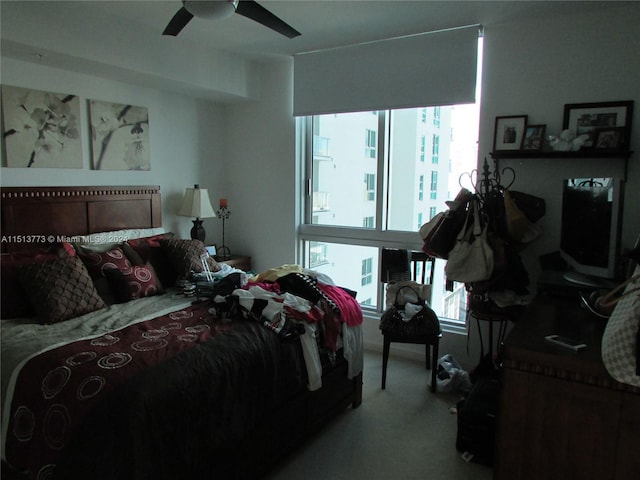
[{"left": 379, "top": 286, "right": 441, "bottom": 337}]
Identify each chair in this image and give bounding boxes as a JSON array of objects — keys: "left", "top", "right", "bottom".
[{"left": 380, "top": 249, "right": 442, "bottom": 393}]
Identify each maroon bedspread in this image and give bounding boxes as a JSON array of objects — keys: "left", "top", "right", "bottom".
[{"left": 4, "top": 300, "right": 231, "bottom": 479}]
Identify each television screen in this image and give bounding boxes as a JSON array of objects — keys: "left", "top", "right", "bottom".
[{"left": 560, "top": 177, "right": 623, "bottom": 287}]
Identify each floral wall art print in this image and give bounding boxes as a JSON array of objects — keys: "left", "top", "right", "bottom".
[
  {"left": 2, "top": 85, "right": 83, "bottom": 168},
  {"left": 89, "top": 100, "right": 150, "bottom": 170}
]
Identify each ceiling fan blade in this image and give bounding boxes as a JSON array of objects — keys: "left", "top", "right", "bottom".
[
  {"left": 235, "top": 1, "right": 301, "bottom": 39},
  {"left": 163, "top": 6, "right": 194, "bottom": 36}
]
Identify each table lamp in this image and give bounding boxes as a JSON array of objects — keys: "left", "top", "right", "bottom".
[{"left": 178, "top": 184, "right": 216, "bottom": 242}]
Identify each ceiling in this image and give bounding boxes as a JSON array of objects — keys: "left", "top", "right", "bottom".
[
  {"left": 72, "top": 0, "right": 603, "bottom": 59},
  {"left": 3, "top": 0, "right": 619, "bottom": 59},
  {"left": 0, "top": 1, "right": 626, "bottom": 101}
]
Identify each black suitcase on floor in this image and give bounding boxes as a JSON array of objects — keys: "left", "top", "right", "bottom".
[{"left": 455, "top": 376, "right": 500, "bottom": 466}]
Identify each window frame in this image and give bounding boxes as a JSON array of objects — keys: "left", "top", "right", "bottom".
[{"left": 297, "top": 111, "right": 468, "bottom": 334}]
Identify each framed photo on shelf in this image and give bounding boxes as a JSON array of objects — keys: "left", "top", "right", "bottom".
[
  {"left": 522, "top": 124, "right": 546, "bottom": 150},
  {"left": 595, "top": 127, "right": 626, "bottom": 150},
  {"left": 493, "top": 115, "right": 527, "bottom": 152},
  {"left": 562, "top": 101, "right": 633, "bottom": 150}
]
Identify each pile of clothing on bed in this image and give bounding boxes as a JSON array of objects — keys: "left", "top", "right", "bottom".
[{"left": 208, "top": 264, "right": 363, "bottom": 391}]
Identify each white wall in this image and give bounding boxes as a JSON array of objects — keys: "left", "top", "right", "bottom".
[
  {"left": 225, "top": 4, "right": 640, "bottom": 370},
  {"left": 223, "top": 60, "right": 298, "bottom": 270},
  {"left": 0, "top": 58, "right": 227, "bottom": 241},
  {"left": 480, "top": 5, "right": 640, "bottom": 257}
]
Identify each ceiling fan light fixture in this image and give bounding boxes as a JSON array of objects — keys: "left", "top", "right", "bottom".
[{"left": 183, "top": 0, "right": 239, "bottom": 20}]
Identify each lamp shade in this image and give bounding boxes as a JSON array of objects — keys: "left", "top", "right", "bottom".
[{"left": 178, "top": 184, "right": 216, "bottom": 219}]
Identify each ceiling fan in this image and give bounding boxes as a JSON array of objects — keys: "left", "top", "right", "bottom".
[{"left": 163, "top": 0, "right": 301, "bottom": 39}]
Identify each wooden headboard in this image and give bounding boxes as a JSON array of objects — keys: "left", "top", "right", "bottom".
[{"left": 1, "top": 185, "right": 161, "bottom": 252}]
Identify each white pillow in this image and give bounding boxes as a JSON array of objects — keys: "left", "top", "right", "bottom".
[{"left": 73, "top": 227, "right": 166, "bottom": 252}]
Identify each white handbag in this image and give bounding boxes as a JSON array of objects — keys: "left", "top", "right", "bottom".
[{"left": 445, "top": 199, "right": 494, "bottom": 283}]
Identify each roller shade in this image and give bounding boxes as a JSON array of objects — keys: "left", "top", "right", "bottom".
[{"left": 294, "top": 25, "right": 480, "bottom": 116}]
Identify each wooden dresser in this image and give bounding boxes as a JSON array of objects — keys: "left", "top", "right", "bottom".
[{"left": 495, "top": 294, "right": 640, "bottom": 480}]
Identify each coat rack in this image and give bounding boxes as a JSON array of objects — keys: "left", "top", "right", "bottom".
[{"left": 459, "top": 157, "right": 516, "bottom": 200}]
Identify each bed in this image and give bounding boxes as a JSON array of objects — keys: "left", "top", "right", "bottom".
[{"left": 1, "top": 185, "right": 363, "bottom": 480}]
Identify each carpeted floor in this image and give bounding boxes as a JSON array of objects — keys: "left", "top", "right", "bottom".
[{"left": 266, "top": 350, "right": 494, "bottom": 480}]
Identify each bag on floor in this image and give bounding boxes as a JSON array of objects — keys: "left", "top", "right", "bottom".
[
  {"left": 436, "top": 354, "right": 472, "bottom": 393},
  {"left": 455, "top": 377, "right": 500, "bottom": 466}
]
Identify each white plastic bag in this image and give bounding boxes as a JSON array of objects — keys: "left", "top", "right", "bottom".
[{"left": 436, "top": 354, "right": 472, "bottom": 393}]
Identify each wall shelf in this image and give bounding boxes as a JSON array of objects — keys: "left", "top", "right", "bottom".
[
  {"left": 489, "top": 150, "right": 633, "bottom": 180},
  {"left": 490, "top": 150, "right": 633, "bottom": 160}
]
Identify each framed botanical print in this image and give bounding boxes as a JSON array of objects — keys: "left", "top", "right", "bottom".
[
  {"left": 2, "top": 85, "right": 83, "bottom": 168},
  {"left": 89, "top": 100, "right": 151, "bottom": 170}
]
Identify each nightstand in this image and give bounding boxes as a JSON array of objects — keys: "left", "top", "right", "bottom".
[{"left": 215, "top": 255, "right": 252, "bottom": 272}]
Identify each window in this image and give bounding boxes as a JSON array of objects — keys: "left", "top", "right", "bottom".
[
  {"left": 432, "top": 134, "right": 440, "bottom": 164},
  {"left": 430, "top": 171, "right": 438, "bottom": 199},
  {"left": 361, "top": 257, "right": 373, "bottom": 286},
  {"left": 365, "top": 129, "right": 376, "bottom": 158},
  {"left": 296, "top": 35, "right": 482, "bottom": 333},
  {"left": 364, "top": 173, "right": 375, "bottom": 201},
  {"left": 309, "top": 241, "right": 329, "bottom": 268},
  {"left": 299, "top": 104, "right": 479, "bottom": 331},
  {"left": 313, "top": 135, "right": 330, "bottom": 157}
]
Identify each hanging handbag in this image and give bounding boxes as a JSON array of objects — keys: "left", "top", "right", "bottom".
[
  {"left": 445, "top": 199, "right": 494, "bottom": 283},
  {"left": 420, "top": 188, "right": 472, "bottom": 259},
  {"left": 503, "top": 189, "right": 530, "bottom": 242},
  {"left": 379, "top": 285, "right": 441, "bottom": 337},
  {"left": 509, "top": 190, "right": 546, "bottom": 223},
  {"left": 419, "top": 211, "right": 447, "bottom": 257}
]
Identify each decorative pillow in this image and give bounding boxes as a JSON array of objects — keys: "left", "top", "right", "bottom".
[
  {"left": 18, "top": 256, "right": 106, "bottom": 324},
  {"left": 77, "top": 246, "right": 132, "bottom": 278},
  {"left": 1, "top": 248, "right": 68, "bottom": 318},
  {"left": 59, "top": 242, "right": 77, "bottom": 257},
  {"left": 104, "top": 265, "right": 162, "bottom": 303},
  {"left": 76, "top": 246, "right": 133, "bottom": 304},
  {"left": 159, "top": 238, "right": 220, "bottom": 279},
  {"left": 124, "top": 233, "right": 176, "bottom": 287},
  {"left": 126, "top": 232, "right": 173, "bottom": 252}
]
